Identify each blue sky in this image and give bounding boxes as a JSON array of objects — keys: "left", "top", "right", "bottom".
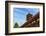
[{"left": 13, "top": 8, "right": 39, "bottom": 26}]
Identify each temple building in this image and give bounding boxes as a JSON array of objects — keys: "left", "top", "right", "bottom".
[
  {"left": 20, "top": 12, "right": 40, "bottom": 27},
  {"left": 26, "top": 13, "right": 33, "bottom": 21}
]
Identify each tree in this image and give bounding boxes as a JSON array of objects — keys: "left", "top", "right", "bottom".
[{"left": 14, "top": 22, "right": 19, "bottom": 28}]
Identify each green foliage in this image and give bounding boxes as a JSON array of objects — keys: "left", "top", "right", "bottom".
[{"left": 14, "top": 22, "right": 19, "bottom": 28}]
